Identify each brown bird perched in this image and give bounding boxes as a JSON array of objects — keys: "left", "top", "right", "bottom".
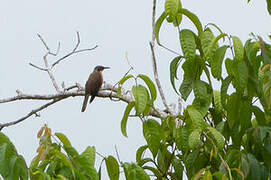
[{"left": 81, "top": 65, "right": 110, "bottom": 112}]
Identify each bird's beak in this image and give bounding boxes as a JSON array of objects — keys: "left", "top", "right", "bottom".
[{"left": 103, "top": 67, "right": 110, "bottom": 70}]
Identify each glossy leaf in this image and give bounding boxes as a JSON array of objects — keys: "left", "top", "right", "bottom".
[
  {"left": 188, "top": 129, "right": 201, "bottom": 149},
  {"left": 187, "top": 105, "right": 205, "bottom": 129},
  {"left": 155, "top": 11, "right": 167, "bottom": 45},
  {"left": 79, "top": 146, "right": 96, "bottom": 168},
  {"left": 180, "top": 8, "right": 203, "bottom": 34},
  {"left": 200, "top": 29, "right": 216, "bottom": 62},
  {"left": 175, "top": 126, "right": 189, "bottom": 153},
  {"left": 105, "top": 156, "right": 119, "bottom": 180},
  {"left": 251, "top": 106, "right": 266, "bottom": 125},
  {"left": 117, "top": 75, "right": 134, "bottom": 96},
  {"left": 267, "top": 0, "right": 271, "bottom": 15},
  {"left": 137, "top": 74, "right": 157, "bottom": 102},
  {"left": 172, "top": 158, "right": 184, "bottom": 179},
  {"left": 206, "top": 127, "right": 225, "bottom": 150},
  {"left": 232, "top": 36, "right": 244, "bottom": 62},
  {"left": 132, "top": 85, "right": 149, "bottom": 115},
  {"left": 179, "top": 76, "right": 193, "bottom": 101},
  {"left": 136, "top": 145, "right": 148, "bottom": 165},
  {"left": 220, "top": 76, "right": 231, "bottom": 108},
  {"left": 213, "top": 90, "right": 223, "bottom": 113},
  {"left": 123, "top": 163, "right": 150, "bottom": 180},
  {"left": 207, "top": 33, "right": 227, "bottom": 59},
  {"left": 121, "top": 102, "right": 135, "bottom": 137},
  {"left": 55, "top": 133, "right": 71, "bottom": 146},
  {"left": 164, "top": 0, "right": 182, "bottom": 26},
  {"left": 179, "top": 29, "right": 197, "bottom": 62},
  {"left": 170, "top": 56, "right": 182, "bottom": 94},
  {"left": 143, "top": 119, "right": 162, "bottom": 158},
  {"left": 211, "top": 45, "right": 228, "bottom": 79}
]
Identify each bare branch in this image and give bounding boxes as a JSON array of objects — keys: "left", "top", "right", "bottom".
[
  {"left": 29, "top": 62, "right": 47, "bottom": 71},
  {"left": 0, "top": 97, "right": 67, "bottom": 131},
  {"left": 51, "top": 32, "right": 98, "bottom": 68},
  {"left": 43, "top": 53, "right": 61, "bottom": 93},
  {"left": 149, "top": 42, "right": 170, "bottom": 112},
  {"left": 37, "top": 33, "right": 59, "bottom": 56},
  {"left": 0, "top": 82, "right": 168, "bottom": 130},
  {"left": 150, "top": 0, "right": 171, "bottom": 113},
  {"left": 51, "top": 45, "right": 98, "bottom": 68},
  {"left": 72, "top": 31, "right": 81, "bottom": 52}
]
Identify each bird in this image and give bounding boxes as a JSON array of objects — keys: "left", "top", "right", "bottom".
[{"left": 81, "top": 65, "right": 110, "bottom": 112}]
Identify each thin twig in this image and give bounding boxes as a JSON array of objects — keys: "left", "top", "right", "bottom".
[
  {"left": 150, "top": 43, "right": 170, "bottom": 112},
  {"left": 43, "top": 53, "right": 61, "bottom": 93},
  {"left": 115, "top": 145, "right": 121, "bottom": 164},
  {"left": 51, "top": 32, "right": 98, "bottom": 68},
  {"left": 0, "top": 97, "right": 67, "bottom": 131},
  {"left": 150, "top": 0, "right": 170, "bottom": 112},
  {"left": 29, "top": 63, "right": 47, "bottom": 71}
]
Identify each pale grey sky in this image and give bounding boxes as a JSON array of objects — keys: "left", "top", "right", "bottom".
[{"left": 0, "top": 0, "right": 270, "bottom": 179}]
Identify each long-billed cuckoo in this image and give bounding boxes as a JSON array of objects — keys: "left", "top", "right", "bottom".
[{"left": 81, "top": 65, "right": 110, "bottom": 112}]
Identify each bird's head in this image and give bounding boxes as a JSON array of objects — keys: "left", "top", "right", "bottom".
[{"left": 94, "top": 65, "right": 110, "bottom": 72}]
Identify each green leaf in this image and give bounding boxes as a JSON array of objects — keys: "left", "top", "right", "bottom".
[
  {"left": 175, "top": 126, "right": 189, "bottom": 152},
  {"left": 143, "top": 166, "right": 161, "bottom": 178},
  {"left": 188, "top": 129, "right": 201, "bottom": 149},
  {"left": 187, "top": 105, "right": 205, "bottom": 129},
  {"left": 5, "top": 155, "right": 28, "bottom": 180},
  {"left": 211, "top": 45, "right": 228, "bottom": 79},
  {"left": 79, "top": 146, "right": 96, "bottom": 168},
  {"left": 251, "top": 106, "right": 266, "bottom": 125},
  {"left": 267, "top": 0, "right": 271, "bottom": 15},
  {"left": 247, "top": 153, "right": 269, "bottom": 180},
  {"left": 132, "top": 85, "right": 149, "bottom": 115},
  {"left": 55, "top": 133, "right": 71, "bottom": 146},
  {"left": 136, "top": 145, "right": 148, "bottom": 165},
  {"left": 123, "top": 163, "right": 150, "bottom": 180},
  {"left": 232, "top": 36, "right": 244, "bottom": 62},
  {"left": 180, "top": 8, "right": 203, "bottom": 34},
  {"left": 213, "top": 90, "right": 223, "bottom": 113},
  {"left": 192, "top": 80, "right": 212, "bottom": 115},
  {"left": 117, "top": 75, "right": 134, "bottom": 96},
  {"left": 172, "top": 158, "right": 184, "bottom": 180},
  {"left": 105, "top": 156, "right": 119, "bottom": 180},
  {"left": 179, "top": 76, "right": 193, "bottom": 101},
  {"left": 121, "top": 102, "right": 135, "bottom": 137},
  {"left": 0, "top": 133, "right": 28, "bottom": 180},
  {"left": 155, "top": 11, "right": 167, "bottom": 46},
  {"left": 207, "top": 33, "right": 227, "bottom": 59},
  {"left": 170, "top": 56, "right": 182, "bottom": 94},
  {"left": 205, "top": 127, "right": 225, "bottom": 150},
  {"left": 157, "top": 147, "right": 172, "bottom": 173},
  {"left": 203, "top": 170, "right": 213, "bottom": 180},
  {"left": 179, "top": 29, "right": 197, "bottom": 62},
  {"left": 164, "top": 0, "right": 182, "bottom": 26},
  {"left": 53, "top": 150, "right": 75, "bottom": 176},
  {"left": 221, "top": 76, "right": 231, "bottom": 108},
  {"left": 143, "top": 119, "right": 162, "bottom": 158},
  {"left": 236, "top": 61, "right": 249, "bottom": 91},
  {"left": 226, "top": 93, "right": 241, "bottom": 129},
  {"left": 200, "top": 29, "right": 217, "bottom": 63},
  {"left": 137, "top": 74, "right": 157, "bottom": 102}
]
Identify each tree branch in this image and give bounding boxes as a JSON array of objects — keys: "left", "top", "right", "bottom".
[
  {"left": 150, "top": 0, "right": 171, "bottom": 113},
  {"left": 0, "top": 97, "right": 66, "bottom": 131},
  {"left": 0, "top": 82, "right": 168, "bottom": 131}
]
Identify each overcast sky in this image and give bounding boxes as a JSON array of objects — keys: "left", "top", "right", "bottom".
[{"left": 0, "top": 0, "right": 270, "bottom": 179}]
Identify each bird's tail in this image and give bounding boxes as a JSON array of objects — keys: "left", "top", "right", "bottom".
[
  {"left": 81, "top": 94, "right": 89, "bottom": 112},
  {"left": 89, "top": 95, "right": 95, "bottom": 104}
]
